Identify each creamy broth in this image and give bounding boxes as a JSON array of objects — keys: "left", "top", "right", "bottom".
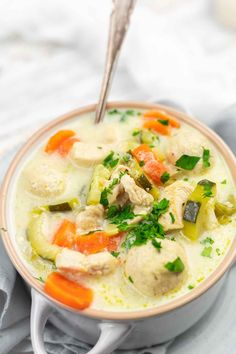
[{"left": 14, "top": 108, "right": 236, "bottom": 311}]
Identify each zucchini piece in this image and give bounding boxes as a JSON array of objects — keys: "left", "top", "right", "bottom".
[
  {"left": 27, "top": 213, "right": 61, "bottom": 261},
  {"left": 128, "top": 159, "right": 159, "bottom": 199},
  {"left": 141, "top": 130, "right": 159, "bottom": 146},
  {"left": 48, "top": 198, "right": 79, "bottom": 212},
  {"left": 183, "top": 179, "right": 216, "bottom": 240},
  {"left": 215, "top": 202, "right": 236, "bottom": 217},
  {"left": 136, "top": 174, "right": 152, "bottom": 191},
  {"left": 183, "top": 201, "right": 201, "bottom": 223},
  {"left": 87, "top": 164, "right": 111, "bottom": 205}
]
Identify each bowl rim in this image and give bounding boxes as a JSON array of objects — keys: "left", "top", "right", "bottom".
[{"left": 1, "top": 100, "right": 236, "bottom": 321}]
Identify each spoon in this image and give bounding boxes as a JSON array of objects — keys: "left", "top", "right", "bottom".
[{"left": 94, "top": 0, "right": 137, "bottom": 124}]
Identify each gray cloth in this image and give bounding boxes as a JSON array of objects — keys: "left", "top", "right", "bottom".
[{"left": 1, "top": 107, "right": 236, "bottom": 354}]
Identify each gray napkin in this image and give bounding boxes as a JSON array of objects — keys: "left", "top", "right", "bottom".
[{"left": 1, "top": 105, "right": 236, "bottom": 354}]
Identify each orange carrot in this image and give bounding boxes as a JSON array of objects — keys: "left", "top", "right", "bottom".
[
  {"left": 143, "top": 119, "right": 171, "bottom": 135},
  {"left": 53, "top": 220, "right": 76, "bottom": 248},
  {"left": 76, "top": 231, "right": 122, "bottom": 255},
  {"left": 132, "top": 144, "right": 168, "bottom": 185},
  {"left": 45, "top": 272, "right": 93, "bottom": 310},
  {"left": 143, "top": 110, "right": 180, "bottom": 128},
  {"left": 58, "top": 137, "right": 80, "bottom": 157},
  {"left": 45, "top": 130, "right": 76, "bottom": 154}
]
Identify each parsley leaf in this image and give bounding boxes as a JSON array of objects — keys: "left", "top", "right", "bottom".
[
  {"left": 139, "top": 160, "right": 145, "bottom": 167},
  {"left": 108, "top": 109, "right": 121, "bottom": 115},
  {"left": 107, "top": 204, "right": 135, "bottom": 225},
  {"left": 200, "top": 237, "right": 214, "bottom": 245},
  {"left": 36, "top": 276, "right": 45, "bottom": 283},
  {"left": 188, "top": 284, "right": 194, "bottom": 290},
  {"left": 103, "top": 151, "right": 119, "bottom": 169},
  {"left": 164, "top": 257, "right": 185, "bottom": 273},
  {"left": 128, "top": 275, "right": 134, "bottom": 283},
  {"left": 202, "top": 148, "right": 211, "bottom": 168},
  {"left": 100, "top": 178, "right": 119, "bottom": 207},
  {"left": 152, "top": 239, "right": 162, "bottom": 252},
  {"left": 169, "top": 212, "right": 175, "bottom": 224},
  {"left": 175, "top": 154, "right": 201, "bottom": 170},
  {"left": 160, "top": 171, "right": 170, "bottom": 184},
  {"left": 158, "top": 119, "right": 169, "bottom": 126},
  {"left": 221, "top": 179, "right": 227, "bottom": 185},
  {"left": 111, "top": 251, "right": 120, "bottom": 258},
  {"left": 216, "top": 248, "right": 221, "bottom": 256},
  {"left": 132, "top": 129, "right": 141, "bottom": 136},
  {"left": 201, "top": 246, "right": 212, "bottom": 258}
]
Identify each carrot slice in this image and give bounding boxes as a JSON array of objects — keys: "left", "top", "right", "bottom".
[
  {"left": 76, "top": 231, "right": 123, "bottom": 255},
  {"left": 53, "top": 220, "right": 76, "bottom": 248},
  {"left": 132, "top": 144, "right": 168, "bottom": 185},
  {"left": 143, "top": 110, "right": 180, "bottom": 128},
  {"left": 143, "top": 119, "right": 171, "bottom": 135},
  {"left": 45, "top": 130, "right": 76, "bottom": 154},
  {"left": 58, "top": 137, "right": 80, "bottom": 157},
  {"left": 45, "top": 272, "right": 93, "bottom": 310}
]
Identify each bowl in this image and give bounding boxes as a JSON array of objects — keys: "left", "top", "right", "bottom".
[{"left": 1, "top": 101, "right": 236, "bottom": 354}]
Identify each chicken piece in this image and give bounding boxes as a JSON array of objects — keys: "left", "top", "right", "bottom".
[
  {"left": 76, "top": 204, "right": 104, "bottom": 235},
  {"left": 56, "top": 248, "right": 118, "bottom": 277},
  {"left": 125, "top": 239, "right": 188, "bottom": 297},
  {"left": 121, "top": 174, "right": 154, "bottom": 207},
  {"left": 107, "top": 165, "right": 129, "bottom": 206},
  {"left": 70, "top": 142, "right": 112, "bottom": 167},
  {"left": 159, "top": 181, "right": 194, "bottom": 231},
  {"left": 166, "top": 129, "right": 214, "bottom": 173},
  {"left": 24, "top": 162, "right": 65, "bottom": 197}
]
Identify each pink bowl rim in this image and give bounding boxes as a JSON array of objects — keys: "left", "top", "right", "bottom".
[{"left": 1, "top": 101, "right": 236, "bottom": 321}]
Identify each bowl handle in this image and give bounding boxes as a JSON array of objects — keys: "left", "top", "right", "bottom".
[{"left": 31, "top": 288, "right": 133, "bottom": 354}]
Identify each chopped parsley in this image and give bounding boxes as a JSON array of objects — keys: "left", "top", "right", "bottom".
[
  {"left": 152, "top": 239, "right": 162, "bottom": 252},
  {"left": 107, "top": 204, "right": 135, "bottom": 226},
  {"left": 132, "top": 129, "right": 141, "bottom": 136},
  {"left": 175, "top": 154, "right": 201, "bottom": 170},
  {"left": 221, "top": 179, "right": 227, "bottom": 184},
  {"left": 122, "top": 152, "right": 132, "bottom": 163},
  {"left": 169, "top": 212, "right": 175, "bottom": 224},
  {"left": 97, "top": 146, "right": 102, "bottom": 149},
  {"left": 202, "top": 181, "right": 214, "bottom": 198},
  {"left": 161, "top": 171, "right": 170, "bottom": 184},
  {"left": 216, "top": 248, "right": 221, "bottom": 256},
  {"left": 108, "top": 109, "right": 141, "bottom": 122},
  {"left": 201, "top": 246, "right": 212, "bottom": 258},
  {"left": 122, "top": 198, "right": 169, "bottom": 250},
  {"left": 202, "top": 148, "right": 211, "bottom": 168},
  {"left": 164, "top": 257, "right": 185, "bottom": 273},
  {"left": 128, "top": 275, "right": 134, "bottom": 283},
  {"left": 200, "top": 237, "right": 214, "bottom": 245},
  {"left": 158, "top": 119, "right": 169, "bottom": 126},
  {"left": 183, "top": 177, "right": 189, "bottom": 181},
  {"left": 107, "top": 108, "right": 121, "bottom": 115},
  {"left": 111, "top": 251, "right": 120, "bottom": 258},
  {"left": 188, "top": 284, "right": 195, "bottom": 290},
  {"left": 139, "top": 160, "right": 145, "bottom": 167},
  {"left": 36, "top": 276, "right": 45, "bottom": 283},
  {"left": 103, "top": 151, "right": 119, "bottom": 169},
  {"left": 100, "top": 178, "right": 119, "bottom": 207}
]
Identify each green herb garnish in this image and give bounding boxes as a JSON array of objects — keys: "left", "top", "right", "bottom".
[
  {"left": 139, "top": 160, "right": 145, "bottom": 167},
  {"left": 107, "top": 204, "right": 135, "bottom": 226},
  {"left": 158, "top": 119, "right": 169, "bottom": 126},
  {"left": 169, "top": 212, "right": 175, "bottom": 224},
  {"left": 111, "top": 251, "right": 120, "bottom": 258},
  {"left": 152, "top": 239, "right": 162, "bottom": 252},
  {"left": 128, "top": 275, "right": 134, "bottom": 283},
  {"left": 221, "top": 179, "right": 227, "bottom": 184},
  {"left": 216, "top": 248, "right": 221, "bottom": 256},
  {"left": 103, "top": 151, "right": 119, "bottom": 169},
  {"left": 175, "top": 154, "right": 201, "bottom": 170},
  {"left": 164, "top": 257, "right": 185, "bottom": 273},
  {"left": 100, "top": 178, "right": 119, "bottom": 207},
  {"left": 201, "top": 246, "right": 212, "bottom": 258},
  {"left": 132, "top": 129, "right": 141, "bottom": 136},
  {"left": 188, "top": 284, "right": 195, "bottom": 290},
  {"left": 108, "top": 109, "right": 121, "bottom": 115},
  {"left": 36, "top": 276, "right": 45, "bottom": 283},
  {"left": 200, "top": 237, "right": 214, "bottom": 245},
  {"left": 202, "top": 148, "right": 211, "bottom": 168},
  {"left": 160, "top": 171, "right": 170, "bottom": 184}
]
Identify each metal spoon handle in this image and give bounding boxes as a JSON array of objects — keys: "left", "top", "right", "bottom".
[{"left": 94, "top": 0, "right": 137, "bottom": 124}]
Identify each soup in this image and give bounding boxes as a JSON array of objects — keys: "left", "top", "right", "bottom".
[{"left": 14, "top": 107, "right": 236, "bottom": 311}]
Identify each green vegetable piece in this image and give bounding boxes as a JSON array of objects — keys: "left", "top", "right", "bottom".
[
  {"left": 200, "top": 237, "right": 214, "bottom": 245},
  {"left": 139, "top": 160, "right": 145, "bottom": 167},
  {"left": 152, "top": 239, "right": 162, "bottom": 252},
  {"left": 49, "top": 202, "right": 72, "bottom": 212},
  {"left": 103, "top": 151, "right": 119, "bottom": 169},
  {"left": 221, "top": 179, "right": 227, "bottom": 184},
  {"left": 160, "top": 171, "right": 170, "bottom": 184},
  {"left": 202, "top": 148, "right": 211, "bottom": 168},
  {"left": 175, "top": 154, "right": 201, "bottom": 170},
  {"left": 183, "top": 201, "right": 201, "bottom": 223},
  {"left": 87, "top": 164, "right": 111, "bottom": 205},
  {"left": 137, "top": 174, "right": 152, "bottom": 191},
  {"left": 215, "top": 201, "right": 236, "bottom": 217},
  {"left": 201, "top": 246, "right": 212, "bottom": 258},
  {"left": 111, "top": 251, "right": 120, "bottom": 258},
  {"left": 188, "top": 284, "right": 194, "bottom": 290},
  {"left": 28, "top": 213, "right": 61, "bottom": 261},
  {"left": 164, "top": 257, "right": 185, "bottom": 273},
  {"left": 158, "top": 119, "right": 169, "bottom": 126},
  {"left": 183, "top": 179, "right": 216, "bottom": 240},
  {"left": 128, "top": 275, "right": 134, "bottom": 283}
]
